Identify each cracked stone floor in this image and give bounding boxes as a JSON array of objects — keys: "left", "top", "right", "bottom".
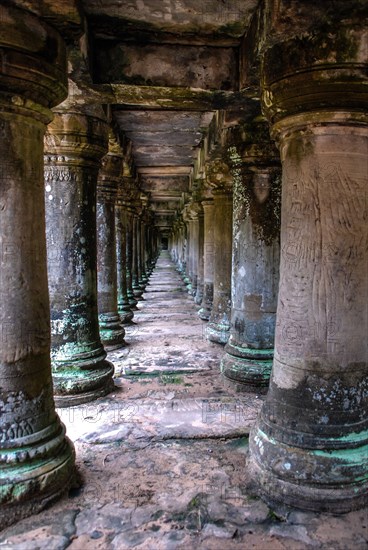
[{"left": 1, "top": 252, "right": 367, "bottom": 549}]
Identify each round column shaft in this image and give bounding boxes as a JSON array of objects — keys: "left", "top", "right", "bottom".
[
  {"left": 248, "top": 24, "right": 368, "bottom": 512},
  {"left": 206, "top": 189, "right": 233, "bottom": 344},
  {"left": 221, "top": 125, "right": 281, "bottom": 389},
  {"left": 132, "top": 214, "right": 144, "bottom": 298},
  {"left": 116, "top": 197, "right": 134, "bottom": 323},
  {"left": 198, "top": 199, "right": 215, "bottom": 320},
  {"left": 194, "top": 210, "right": 205, "bottom": 305},
  {"left": 189, "top": 217, "right": 199, "bottom": 297},
  {"left": 0, "top": 4, "right": 75, "bottom": 528},
  {"left": 97, "top": 153, "right": 126, "bottom": 349},
  {"left": 126, "top": 209, "right": 138, "bottom": 308},
  {"left": 138, "top": 217, "right": 148, "bottom": 287},
  {"left": 45, "top": 109, "right": 114, "bottom": 406}
]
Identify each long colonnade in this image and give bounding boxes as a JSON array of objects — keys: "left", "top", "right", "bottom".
[{"left": 0, "top": 0, "right": 367, "bottom": 529}]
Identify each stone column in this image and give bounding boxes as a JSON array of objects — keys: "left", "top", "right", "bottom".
[
  {"left": 180, "top": 222, "right": 187, "bottom": 274},
  {"left": 182, "top": 208, "right": 192, "bottom": 289},
  {"left": 132, "top": 212, "right": 144, "bottom": 298},
  {"left": 248, "top": 24, "right": 368, "bottom": 512},
  {"left": 221, "top": 121, "right": 281, "bottom": 388},
  {"left": 126, "top": 207, "right": 138, "bottom": 308},
  {"left": 115, "top": 194, "right": 134, "bottom": 323},
  {"left": 188, "top": 214, "right": 199, "bottom": 297},
  {"left": 139, "top": 215, "right": 148, "bottom": 287},
  {"left": 0, "top": 4, "right": 74, "bottom": 528},
  {"left": 198, "top": 199, "right": 215, "bottom": 320},
  {"left": 206, "top": 188, "right": 233, "bottom": 344},
  {"left": 97, "top": 151, "right": 126, "bottom": 349},
  {"left": 44, "top": 107, "right": 114, "bottom": 406},
  {"left": 194, "top": 208, "right": 205, "bottom": 305},
  {"left": 185, "top": 218, "right": 194, "bottom": 292}
]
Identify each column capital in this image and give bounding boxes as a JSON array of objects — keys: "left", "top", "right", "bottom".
[
  {"left": 201, "top": 198, "right": 214, "bottom": 208},
  {"left": 228, "top": 116, "right": 279, "bottom": 169},
  {"left": 206, "top": 156, "right": 233, "bottom": 193},
  {"left": 44, "top": 106, "right": 109, "bottom": 164},
  {"left": 98, "top": 152, "right": 124, "bottom": 200},
  {"left": 261, "top": 23, "right": 368, "bottom": 125},
  {"left": 0, "top": 4, "right": 67, "bottom": 116}
]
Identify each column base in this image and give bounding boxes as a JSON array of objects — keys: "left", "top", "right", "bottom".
[
  {"left": 221, "top": 345, "right": 273, "bottom": 387},
  {"left": 248, "top": 425, "right": 368, "bottom": 514},
  {"left": 133, "top": 286, "right": 144, "bottom": 298},
  {"left": 0, "top": 422, "right": 76, "bottom": 530},
  {"left": 119, "top": 307, "right": 134, "bottom": 324},
  {"left": 52, "top": 359, "right": 115, "bottom": 407},
  {"left": 99, "top": 313, "right": 126, "bottom": 350},
  {"left": 198, "top": 284, "right": 213, "bottom": 320},
  {"left": 194, "top": 285, "right": 204, "bottom": 305},
  {"left": 140, "top": 274, "right": 148, "bottom": 285},
  {"left": 198, "top": 305, "right": 212, "bottom": 321},
  {"left": 127, "top": 292, "right": 138, "bottom": 308},
  {"left": 206, "top": 321, "right": 230, "bottom": 345}
]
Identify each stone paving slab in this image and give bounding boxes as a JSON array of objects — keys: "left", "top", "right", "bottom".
[{"left": 56, "top": 395, "right": 262, "bottom": 445}]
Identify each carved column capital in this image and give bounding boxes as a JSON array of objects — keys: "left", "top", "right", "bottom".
[
  {"left": 98, "top": 153, "right": 124, "bottom": 201},
  {"left": 0, "top": 4, "right": 67, "bottom": 116},
  {"left": 261, "top": 24, "right": 368, "bottom": 126},
  {"left": 206, "top": 157, "right": 233, "bottom": 193},
  {"left": 44, "top": 107, "right": 109, "bottom": 164}
]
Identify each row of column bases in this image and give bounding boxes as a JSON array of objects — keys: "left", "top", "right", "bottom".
[{"left": 0, "top": 2, "right": 367, "bottom": 529}]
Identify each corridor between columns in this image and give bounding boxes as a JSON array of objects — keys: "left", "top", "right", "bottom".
[{"left": 1, "top": 252, "right": 367, "bottom": 548}]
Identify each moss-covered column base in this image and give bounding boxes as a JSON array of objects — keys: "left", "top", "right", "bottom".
[
  {"left": 45, "top": 109, "right": 114, "bottom": 407},
  {"left": 248, "top": 23, "right": 368, "bottom": 513},
  {"left": 0, "top": 4, "right": 75, "bottom": 529}
]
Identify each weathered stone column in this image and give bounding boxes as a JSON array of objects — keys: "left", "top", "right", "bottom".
[
  {"left": 188, "top": 209, "right": 200, "bottom": 298},
  {"left": 138, "top": 215, "right": 148, "bottom": 287},
  {"left": 248, "top": 23, "right": 368, "bottom": 512},
  {"left": 182, "top": 208, "right": 192, "bottom": 289},
  {"left": 45, "top": 107, "right": 114, "bottom": 406},
  {"left": 221, "top": 120, "right": 281, "bottom": 388},
  {"left": 97, "top": 150, "right": 126, "bottom": 349},
  {"left": 206, "top": 185, "right": 233, "bottom": 345},
  {"left": 194, "top": 208, "right": 205, "bottom": 305},
  {"left": 198, "top": 199, "right": 215, "bottom": 320},
  {"left": 0, "top": 4, "right": 74, "bottom": 528},
  {"left": 132, "top": 212, "right": 144, "bottom": 298},
  {"left": 180, "top": 222, "right": 187, "bottom": 274},
  {"left": 126, "top": 207, "right": 138, "bottom": 308},
  {"left": 186, "top": 218, "right": 196, "bottom": 293},
  {"left": 116, "top": 193, "right": 134, "bottom": 323}
]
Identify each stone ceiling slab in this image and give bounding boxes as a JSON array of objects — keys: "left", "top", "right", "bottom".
[
  {"left": 81, "top": 0, "right": 260, "bottom": 41},
  {"left": 113, "top": 110, "right": 214, "bottom": 168},
  {"left": 94, "top": 42, "right": 238, "bottom": 90},
  {"left": 140, "top": 175, "right": 189, "bottom": 193}
]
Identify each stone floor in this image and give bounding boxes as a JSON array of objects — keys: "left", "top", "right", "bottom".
[{"left": 1, "top": 252, "right": 367, "bottom": 549}]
